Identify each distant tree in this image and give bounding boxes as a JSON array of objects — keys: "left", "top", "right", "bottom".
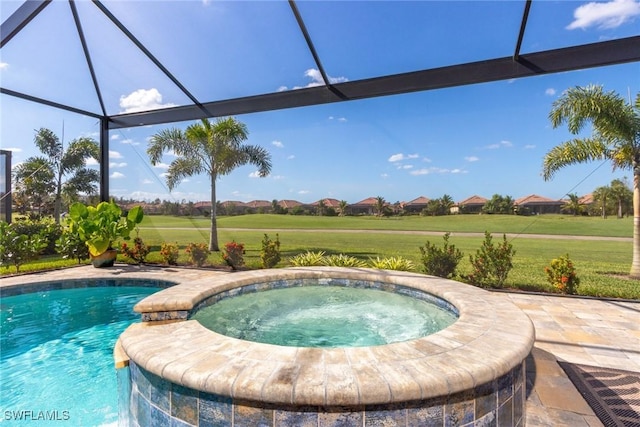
[
  {"left": 440, "top": 194, "right": 454, "bottom": 215},
  {"left": 13, "top": 128, "right": 99, "bottom": 222},
  {"left": 593, "top": 185, "right": 610, "bottom": 219},
  {"left": 338, "top": 200, "right": 348, "bottom": 217},
  {"left": 424, "top": 199, "right": 441, "bottom": 216},
  {"left": 374, "top": 196, "right": 386, "bottom": 217},
  {"left": 148, "top": 117, "right": 272, "bottom": 251},
  {"left": 610, "top": 178, "right": 632, "bottom": 218},
  {"left": 561, "top": 193, "right": 586, "bottom": 216},
  {"left": 483, "top": 194, "right": 514, "bottom": 214},
  {"left": 317, "top": 199, "right": 326, "bottom": 216}
]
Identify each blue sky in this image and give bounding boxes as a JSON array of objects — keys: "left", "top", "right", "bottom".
[{"left": 1, "top": 0, "right": 639, "bottom": 205}]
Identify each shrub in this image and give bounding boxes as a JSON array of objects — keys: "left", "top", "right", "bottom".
[
  {"left": 186, "top": 242, "right": 210, "bottom": 267},
  {"left": 322, "top": 254, "right": 368, "bottom": 267},
  {"left": 56, "top": 229, "right": 90, "bottom": 263},
  {"left": 160, "top": 242, "right": 179, "bottom": 265},
  {"left": 288, "top": 251, "right": 326, "bottom": 266},
  {"left": 120, "top": 233, "right": 150, "bottom": 264},
  {"left": 0, "top": 221, "right": 48, "bottom": 272},
  {"left": 418, "top": 232, "right": 463, "bottom": 278},
  {"left": 222, "top": 241, "right": 245, "bottom": 270},
  {"left": 545, "top": 254, "right": 580, "bottom": 295},
  {"left": 12, "top": 216, "right": 61, "bottom": 255},
  {"left": 260, "top": 233, "right": 281, "bottom": 269},
  {"left": 369, "top": 256, "right": 415, "bottom": 271},
  {"left": 466, "top": 232, "right": 516, "bottom": 288}
]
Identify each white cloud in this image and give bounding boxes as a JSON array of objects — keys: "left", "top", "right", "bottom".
[
  {"left": 298, "top": 190, "right": 310, "bottom": 194},
  {"left": 110, "top": 172, "right": 125, "bottom": 179},
  {"left": 4, "top": 147, "right": 22, "bottom": 152},
  {"left": 388, "top": 153, "right": 419, "bottom": 162},
  {"left": 141, "top": 179, "right": 154, "bottom": 185},
  {"left": 545, "top": 88, "right": 557, "bottom": 96},
  {"left": 271, "top": 175, "right": 285, "bottom": 180},
  {"left": 160, "top": 172, "right": 170, "bottom": 178},
  {"left": 484, "top": 140, "right": 513, "bottom": 149},
  {"left": 153, "top": 162, "right": 170, "bottom": 169},
  {"left": 119, "top": 88, "right": 176, "bottom": 113},
  {"left": 110, "top": 134, "right": 120, "bottom": 140},
  {"left": 410, "top": 167, "right": 465, "bottom": 176},
  {"left": 248, "top": 171, "right": 261, "bottom": 178},
  {"left": 277, "top": 86, "right": 288, "bottom": 92},
  {"left": 110, "top": 162, "right": 127, "bottom": 168},
  {"left": 381, "top": 173, "right": 389, "bottom": 178},
  {"left": 401, "top": 164, "right": 414, "bottom": 170},
  {"left": 0, "top": 62, "right": 8, "bottom": 70},
  {"left": 181, "top": 178, "right": 190, "bottom": 183},
  {"left": 422, "top": 157, "right": 432, "bottom": 163},
  {"left": 120, "top": 138, "right": 139, "bottom": 145},
  {"left": 272, "top": 140, "right": 284, "bottom": 148},
  {"left": 465, "top": 156, "right": 479, "bottom": 162},
  {"left": 86, "top": 158, "right": 98, "bottom": 166},
  {"left": 567, "top": 0, "right": 640, "bottom": 30},
  {"left": 410, "top": 169, "right": 430, "bottom": 176},
  {"left": 287, "top": 155, "right": 295, "bottom": 160},
  {"left": 109, "top": 150, "right": 123, "bottom": 159},
  {"left": 286, "top": 68, "right": 349, "bottom": 90},
  {"left": 524, "top": 144, "right": 536, "bottom": 150}
]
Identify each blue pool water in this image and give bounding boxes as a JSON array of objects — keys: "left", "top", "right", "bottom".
[{"left": 0, "top": 286, "right": 157, "bottom": 426}]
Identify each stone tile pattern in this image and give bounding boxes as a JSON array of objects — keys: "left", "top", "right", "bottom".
[{"left": 128, "top": 360, "right": 526, "bottom": 427}]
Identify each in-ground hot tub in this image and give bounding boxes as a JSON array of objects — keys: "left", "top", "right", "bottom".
[{"left": 117, "top": 267, "right": 535, "bottom": 426}]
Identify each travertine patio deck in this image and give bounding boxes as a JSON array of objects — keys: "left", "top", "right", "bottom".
[{"left": 2, "top": 265, "right": 638, "bottom": 426}]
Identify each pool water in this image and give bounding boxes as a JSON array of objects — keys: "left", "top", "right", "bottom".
[
  {"left": 0, "top": 286, "right": 157, "bottom": 426},
  {"left": 192, "top": 285, "right": 457, "bottom": 347}
]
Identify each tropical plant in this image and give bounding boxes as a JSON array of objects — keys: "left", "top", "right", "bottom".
[
  {"left": 482, "top": 194, "right": 514, "bottom": 214},
  {"left": 65, "top": 201, "right": 144, "bottom": 257},
  {"left": 186, "top": 242, "right": 210, "bottom": 267},
  {"left": 418, "top": 232, "right": 463, "bottom": 278},
  {"left": 338, "top": 200, "right": 348, "bottom": 217},
  {"left": 465, "top": 232, "right": 516, "bottom": 288},
  {"left": 592, "top": 185, "right": 611, "bottom": 219},
  {"left": 561, "top": 193, "right": 586, "bottom": 216},
  {"left": 56, "top": 229, "right": 90, "bottom": 263},
  {"left": 374, "top": 196, "right": 386, "bottom": 217},
  {"left": 148, "top": 117, "right": 272, "bottom": 251},
  {"left": 322, "top": 254, "right": 368, "bottom": 267},
  {"left": 160, "top": 242, "right": 180, "bottom": 265},
  {"left": 222, "top": 241, "right": 244, "bottom": 269},
  {"left": 545, "top": 254, "right": 580, "bottom": 295},
  {"left": 542, "top": 85, "right": 640, "bottom": 277},
  {"left": 0, "top": 221, "right": 48, "bottom": 272},
  {"left": 13, "top": 128, "right": 99, "bottom": 223},
  {"left": 316, "top": 199, "right": 326, "bottom": 216},
  {"left": 288, "top": 251, "right": 326, "bottom": 266},
  {"left": 369, "top": 256, "right": 415, "bottom": 271},
  {"left": 120, "top": 233, "right": 150, "bottom": 264},
  {"left": 610, "top": 178, "right": 632, "bottom": 218},
  {"left": 260, "top": 233, "right": 281, "bottom": 269}
]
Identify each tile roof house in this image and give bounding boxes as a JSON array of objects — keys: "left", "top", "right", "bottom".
[
  {"left": 350, "top": 197, "right": 386, "bottom": 215},
  {"left": 402, "top": 196, "right": 430, "bottom": 214},
  {"left": 219, "top": 200, "right": 248, "bottom": 215},
  {"left": 514, "top": 194, "right": 564, "bottom": 215},
  {"left": 457, "top": 195, "right": 488, "bottom": 214}
]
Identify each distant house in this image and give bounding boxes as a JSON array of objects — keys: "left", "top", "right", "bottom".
[
  {"left": 278, "top": 199, "right": 305, "bottom": 211},
  {"left": 457, "top": 195, "right": 487, "bottom": 214},
  {"left": 514, "top": 194, "right": 564, "bottom": 215},
  {"left": 402, "top": 196, "right": 430, "bottom": 214},
  {"left": 219, "top": 200, "right": 247, "bottom": 215},
  {"left": 312, "top": 198, "right": 343, "bottom": 215},
  {"left": 193, "top": 201, "right": 213, "bottom": 216},
  {"left": 350, "top": 197, "right": 385, "bottom": 215},
  {"left": 245, "top": 200, "right": 272, "bottom": 213}
]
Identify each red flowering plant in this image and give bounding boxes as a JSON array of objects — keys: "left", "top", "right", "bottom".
[
  {"left": 222, "top": 241, "right": 245, "bottom": 270},
  {"left": 159, "top": 242, "right": 179, "bottom": 265},
  {"left": 185, "top": 243, "right": 210, "bottom": 267},
  {"left": 120, "top": 231, "right": 150, "bottom": 264},
  {"left": 545, "top": 254, "right": 580, "bottom": 295}
]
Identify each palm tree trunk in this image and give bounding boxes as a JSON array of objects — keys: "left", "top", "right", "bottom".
[
  {"left": 209, "top": 174, "right": 219, "bottom": 252},
  {"left": 630, "top": 173, "right": 640, "bottom": 278}
]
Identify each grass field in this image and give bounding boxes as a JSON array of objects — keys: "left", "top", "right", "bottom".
[{"left": 6, "top": 214, "right": 640, "bottom": 299}]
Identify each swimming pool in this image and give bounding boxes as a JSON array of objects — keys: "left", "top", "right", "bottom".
[{"left": 1, "top": 284, "right": 163, "bottom": 426}]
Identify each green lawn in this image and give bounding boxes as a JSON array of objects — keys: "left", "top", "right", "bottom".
[{"left": 6, "top": 214, "right": 639, "bottom": 299}]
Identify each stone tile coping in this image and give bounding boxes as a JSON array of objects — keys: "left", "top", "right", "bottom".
[{"left": 119, "top": 267, "right": 535, "bottom": 407}]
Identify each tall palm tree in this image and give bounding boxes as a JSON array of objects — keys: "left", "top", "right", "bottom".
[
  {"left": 440, "top": 194, "right": 454, "bottom": 215},
  {"left": 13, "top": 128, "right": 99, "bottom": 223},
  {"left": 592, "top": 185, "right": 610, "bottom": 219},
  {"left": 338, "top": 200, "right": 348, "bottom": 217},
  {"left": 610, "top": 178, "right": 632, "bottom": 219},
  {"left": 374, "top": 196, "right": 386, "bottom": 217},
  {"left": 542, "top": 85, "right": 640, "bottom": 278},
  {"left": 148, "top": 117, "right": 272, "bottom": 251}
]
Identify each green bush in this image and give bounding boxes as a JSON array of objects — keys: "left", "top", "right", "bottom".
[
  {"left": 186, "top": 242, "right": 210, "bottom": 267},
  {"left": 322, "top": 254, "right": 368, "bottom": 267},
  {"left": 369, "top": 256, "right": 415, "bottom": 271},
  {"left": 419, "top": 232, "right": 463, "bottom": 278},
  {"left": 12, "top": 216, "right": 61, "bottom": 255},
  {"left": 289, "top": 251, "right": 326, "bottom": 266},
  {"left": 465, "top": 232, "right": 516, "bottom": 288},
  {"left": 0, "top": 221, "right": 48, "bottom": 272},
  {"left": 545, "top": 254, "right": 580, "bottom": 295},
  {"left": 260, "top": 233, "right": 281, "bottom": 269},
  {"left": 56, "top": 229, "right": 90, "bottom": 263}
]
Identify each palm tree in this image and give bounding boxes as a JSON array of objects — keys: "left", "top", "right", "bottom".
[
  {"left": 148, "top": 117, "right": 272, "bottom": 251},
  {"left": 610, "top": 178, "right": 632, "bottom": 219},
  {"left": 316, "top": 199, "right": 326, "bottom": 216},
  {"left": 561, "top": 193, "right": 586, "bottom": 216},
  {"left": 542, "top": 85, "right": 640, "bottom": 278},
  {"left": 374, "top": 196, "right": 386, "bottom": 217},
  {"left": 440, "top": 194, "right": 454, "bottom": 215},
  {"left": 338, "top": 200, "right": 348, "bottom": 217},
  {"left": 592, "top": 186, "right": 610, "bottom": 219},
  {"left": 13, "top": 128, "right": 99, "bottom": 222}
]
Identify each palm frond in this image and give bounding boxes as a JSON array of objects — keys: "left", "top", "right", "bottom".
[
  {"left": 165, "top": 157, "right": 203, "bottom": 190},
  {"left": 542, "top": 138, "right": 609, "bottom": 180}
]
